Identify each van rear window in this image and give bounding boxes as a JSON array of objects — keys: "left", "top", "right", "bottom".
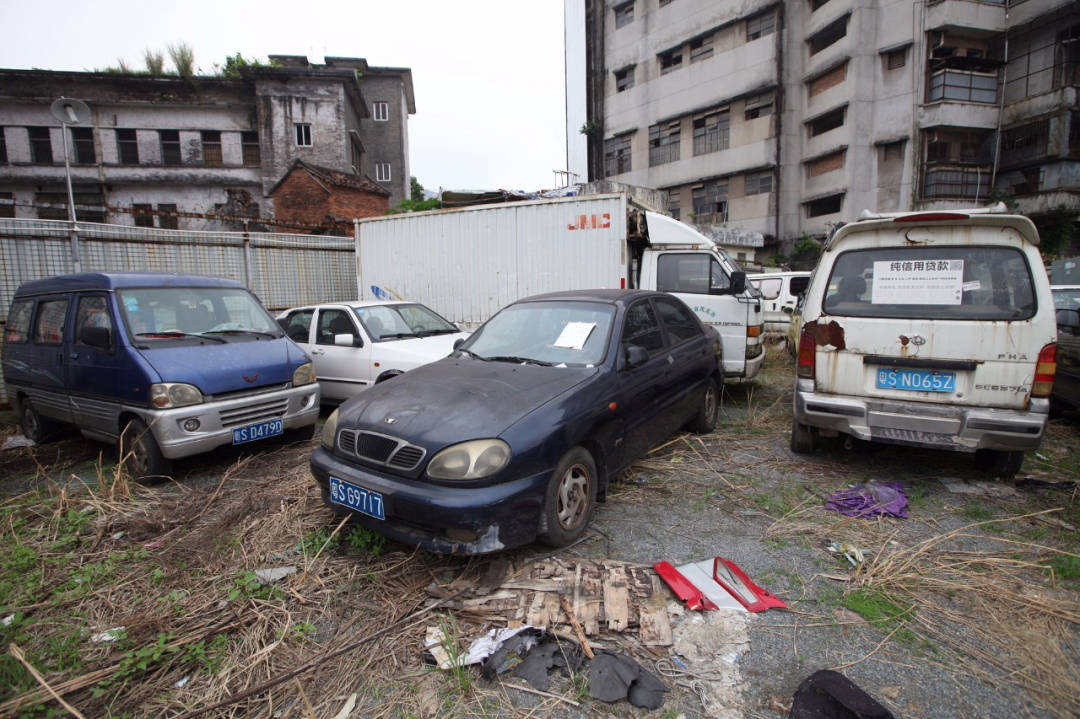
[{"left": 823, "top": 246, "right": 1036, "bottom": 320}]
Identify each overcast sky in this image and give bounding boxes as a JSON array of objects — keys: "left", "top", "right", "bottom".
[{"left": 2, "top": 0, "right": 569, "bottom": 193}]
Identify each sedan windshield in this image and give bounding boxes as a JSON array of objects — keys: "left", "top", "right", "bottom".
[
  {"left": 352, "top": 303, "right": 459, "bottom": 341},
  {"left": 1053, "top": 288, "right": 1080, "bottom": 311},
  {"left": 462, "top": 300, "right": 614, "bottom": 367},
  {"left": 118, "top": 287, "right": 280, "bottom": 342}
]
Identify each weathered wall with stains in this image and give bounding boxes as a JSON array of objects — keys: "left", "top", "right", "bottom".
[{"left": 272, "top": 168, "right": 388, "bottom": 228}]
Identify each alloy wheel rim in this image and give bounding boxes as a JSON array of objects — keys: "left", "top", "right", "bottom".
[
  {"left": 705, "top": 384, "right": 718, "bottom": 422},
  {"left": 556, "top": 463, "right": 590, "bottom": 529}
]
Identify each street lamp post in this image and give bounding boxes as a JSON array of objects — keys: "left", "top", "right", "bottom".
[{"left": 50, "top": 97, "right": 91, "bottom": 273}]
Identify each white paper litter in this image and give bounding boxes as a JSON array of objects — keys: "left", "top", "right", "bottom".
[
  {"left": 254, "top": 566, "right": 297, "bottom": 585},
  {"left": 91, "top": 627, "right": 125, "bottom": 643}
]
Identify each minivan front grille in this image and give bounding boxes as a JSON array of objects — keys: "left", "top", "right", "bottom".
[
  {"left": 337, "top": 429, "right": 426, "bottom": 471},
  {"left": 218, "top": 398, "right": 289, "bottom": 427}
]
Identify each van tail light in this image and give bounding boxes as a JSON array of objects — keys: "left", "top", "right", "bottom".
[
  {"left": 797, "top": 327, "right": 816, "bottom": 379},
  {"left": 1032, "top": 343, "right": 1057, "bottom": 397},
  {"left": 747, "top": 325, "right": 762, "bottom": 338}
]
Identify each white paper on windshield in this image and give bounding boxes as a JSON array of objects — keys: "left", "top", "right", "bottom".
[
  {"left": 871, "top": 260, "right": 964, "bottom": 305},
  {"left": 553, "top": 322, "right": 596, "bottom": 350}
]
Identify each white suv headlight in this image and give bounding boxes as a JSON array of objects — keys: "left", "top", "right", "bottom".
[
  {"left": 293, "top": 362, "right": 316, "bottom": 386},
  {"left": 427, "top": 439, "right": 510, "bottom": 480},
  {"left": 149, "top": 382, "right": 203, "bottom": 409}
]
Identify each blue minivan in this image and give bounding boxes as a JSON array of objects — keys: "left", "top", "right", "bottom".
[{"left": 2, "top": 272, "right": 321, "bottom": 478}]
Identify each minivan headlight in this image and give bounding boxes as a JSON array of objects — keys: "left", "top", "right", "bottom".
[
  {"left": 321, "top": 409, "right": 339, "bottom": 450},
  {"left": 149, "top": 382, "right": 203, "bottom": 409},
  {"left": 293, "top": 362, "right": 315, "bottom": 386},
  {"left": 427, "top": 439, "right": 510, "bottom": 480}
]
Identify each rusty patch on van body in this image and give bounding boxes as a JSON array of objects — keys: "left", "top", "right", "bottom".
[{"left": 803, "top": 320, "right": 846, "bottom": 350}]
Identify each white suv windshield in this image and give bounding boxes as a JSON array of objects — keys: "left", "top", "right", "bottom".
[
  {"left": 824, "top": 246, "right": 1036, "bottom": 320},
  {"left": 119, "top": 287, "right": 280, "bottom": 341}
]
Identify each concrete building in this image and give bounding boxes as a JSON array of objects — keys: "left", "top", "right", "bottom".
[
  {"left": 566, "top": 0, "right": 1080, "bottom": 261},
  {"left": 0, "top": 56, "right": 414, "bottom": 231}
]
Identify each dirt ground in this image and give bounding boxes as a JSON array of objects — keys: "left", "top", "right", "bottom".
[{"left": 0, "top": 344, "right": 1077, "bottom": 718}]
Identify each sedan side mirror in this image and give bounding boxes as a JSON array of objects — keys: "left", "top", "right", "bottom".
[
  {"left": 334, "top": 333, "right": 362, "bottom": 347},
  {"left": 623, "top": 344, "right": 650, "bottom": 370},
  {"left": 1057, "top": 308, "right": 1080, "bottom": 334},
  {"left": 453, "top": 338, "right": 465, "bottom": 350}
]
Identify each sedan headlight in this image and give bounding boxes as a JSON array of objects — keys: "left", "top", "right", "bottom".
[
  {"left": 293, "top": 362, "right": 316, "bottom": 386},
  {"left": 427, "top": 439, "right": 510, "bottom": 480},
  {"left": 321, "top": 409, "right": 339, "bottom": 450},
  {"left": 149, "top": 382, "right": 203, "bottom": 409}
]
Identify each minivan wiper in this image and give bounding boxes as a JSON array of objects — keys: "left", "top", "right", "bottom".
[
  {"left": 486, "top": 355, "right": 554, "bottom": 367},
  {"left": 136, "top": 330, "right": 227, "bottom": 343},
  {"left": 202, "top": 329, "right": 280, "bottom": 339}
]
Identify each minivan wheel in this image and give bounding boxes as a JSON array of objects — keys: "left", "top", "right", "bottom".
[
  {"left": 538, "top": 447, "right": 596, "bottom": 547},
  {"left": 687, "top": 376, "right": 720, "bottom": 434},
  {"left": 790, "top": 419, "right": 816, "bottom": 454},
  {"left": 974, "top": 449, "right": 1024, "bottom": 479},
  {"left": 20, "top": 399, "right": 55, "bottom": 443},
  {"left": 118, "top": 419, "right": 173, "bottom": 481}
]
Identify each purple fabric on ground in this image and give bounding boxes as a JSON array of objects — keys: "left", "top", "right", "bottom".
[{"left": 825, "top": 481, "right": 908, "bottom": 519}]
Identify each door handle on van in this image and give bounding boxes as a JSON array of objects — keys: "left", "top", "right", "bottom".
[{"left": 310, "top": 348, "right": 325, "bottom": 355}]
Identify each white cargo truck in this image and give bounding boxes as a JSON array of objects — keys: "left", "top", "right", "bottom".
[{"left": 355, "top": 192, "right": 765, "bottom": 379}]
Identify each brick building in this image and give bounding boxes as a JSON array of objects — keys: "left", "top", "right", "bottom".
[
  {"left": 0, "top": 55, "right": 414, "bottom": 232},
  {"left": 270, "top": 159, "right": 391, "bottom": 232}
]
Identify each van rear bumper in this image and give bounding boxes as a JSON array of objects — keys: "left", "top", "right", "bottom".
[
  {"left": 793, "top": 382, "right": 1048, "bottom": 452},
  {"left": 144, "top": 384, "right": 321, "bottom": 459}
]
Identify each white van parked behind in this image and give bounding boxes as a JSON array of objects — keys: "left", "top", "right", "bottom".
[
  {"left": 791, "top": 205, "right": 1057, "bottom": 477},
  {"left": 749, "top": 271, "right": 811, "bottom": 335}
]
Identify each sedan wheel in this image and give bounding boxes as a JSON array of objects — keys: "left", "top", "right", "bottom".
[
  {"left": 687, "top": 376, "right": 720, "bottom": 434},
  {"left": 539, "top": 447, "right": 596, "bottom": 547}
]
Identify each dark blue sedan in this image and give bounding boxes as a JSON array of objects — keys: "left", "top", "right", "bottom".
[{"left": 309, "top": 289, "right": 722, "bottom": 554}]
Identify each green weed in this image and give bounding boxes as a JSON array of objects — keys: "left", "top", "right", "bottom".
[
  {"left": 961, "top": 503, "right": 993, "bottom": 522},
  {"left": 227, "top": 571, "right": 283, "bottom": 602},
  {"left": 343, "top": 525, "right": 387, "bottom": 556},
  {"left": 437, "top": 614, "right": 471, "bottom": 696},
  {"left": 1048, "top": 554, "right": 1080, "bottom": 583},
  {"left": 181, "top": 634, "right": 229, "bottom": 674},
  {"left": 301, "top": 528, "right": 339, "bottom": 556},
  {"left": 843, "top": 587, "right": 913, "bottom": 634}
]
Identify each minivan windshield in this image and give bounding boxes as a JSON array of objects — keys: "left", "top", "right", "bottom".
[
  {"left": 461, "top": 300, "right": 614, "bottom": 367},
  {"left": 118, "top": 287, "right": 281, "bottom": 342},
  {"left": 823, "top": 246, "right": 1036, "bottom": 320}
]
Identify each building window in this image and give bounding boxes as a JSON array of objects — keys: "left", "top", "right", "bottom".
[
  {"left": 0, "top": 192, "right": 13, "bottom": 219},
  {"left": 922, "top": 128, "right": 992, "bottom": 199},
  {"left": 881, "top": 140, "right": 905, "bottom": 162},
  {"left": 659, "top": 49, "right": 683, "bottom": 75},
  {"left": 133, "top": 203, "right": 154, "bottom": 228},
  {"left": 71, "top": 128, "right": 95, "bottom": 164},
  {"left": 157, "top": 203, "right": 178, "bottom": 229},
  {"left": 809, "top": 15, "right": 848, "bottom": 55},
  {"left": 810, "top": 0, "right": 831, "bottom": 11},
  {"left": 746, "top": 10, "right": 775, "bottom": 42},
  {"left": 744, "top": 92, "right": 774, "bottom": 120},
  {"left": 295, "top": 123, "right": 312, "bottom": 147},
  {"left": 689, "top": 35, "right": 713, "bottom": 63},
  {"left": 1054, "top": 25, "right": 1080, "bottom": 88},
  {"left": 667, "top": 188, "right": 680, "bottom": 220},
  {"left": 659, "top": 0, "right": 674, "bottom": 6},
  {"left": 614, "top": 1, "right": 634, "bottom": 29},
  {"left": 615, "top": 66, "right": 635, "bottom": 91},
  {"left": 242, "top": 131, "right": 260, "bottom": 165},
  {"left": 806, "top": 150, "right": 845, "bottom": 177},
  {"left": 350, "top": 137, "right": 363, "bottom": 174},
  {"left": 806, "top": 194, "right": 844, "bottom": 217},
  {"left": 201, "top": 131, "right": 222, "bottom": 166},
  {"left": 0, "top": 129, "right": 7, "bottom": 164},
  {"left": 376, "top": 162, "right": 392, "bottom": 182},
  {"left": 29, "top": 127, "right": 52, "bottom": 164},
  {"left": 604, "top": 134, "right": 632, "bottom": 176},
  {"left": 693, "top": 109, "right": 729, "bottom": 155},
  {"left": 649, "top": 120, "right": 680, "bottom": 166},
  {"left": 808, "top": 106, "right": 845, "bottom": 136},
  {"left": 809, "top": 63, "right": 847, "bottom": 98},
  {"left": 116, "top": 129, "right": 139, "bottom": 164},
  {"left": 744, "top": 170, "right": 773, "bottom": 195},
  {"left": 160, "top": 130, "right": 181, "bottom": 165},
  {"left": 373, "top": 102, "right": 389, "bottom": 121},
  {"left": 692, "top": 181, "right": 728, "bottom": 223},
  {"left": 1000, "top": 119, "right": 1049, "bottom": 167},
  {"left": 927, "top": 69, "right": 997, "bottom": 103},
  {"left": 885, "top": 48, "right": 907, "bottom": 70}
]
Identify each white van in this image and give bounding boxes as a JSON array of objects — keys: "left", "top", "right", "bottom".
[
  {"left": 749, "top": 271, "right": 811, "bottom": 334},
  {"left": 791, "top": 206, "right": 1058, "bottom": 477}
]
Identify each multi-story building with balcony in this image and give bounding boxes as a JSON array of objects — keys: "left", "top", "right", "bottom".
[
  {"left": 566, "top": 0, "right": 1079, "bottom": 260},
  {"left": 0, "top": 56, "right": 414, "bottom": 230}
]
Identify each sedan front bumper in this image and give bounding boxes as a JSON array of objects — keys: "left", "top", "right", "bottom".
[{"left": 309, "top": 446, "right": 552, "bottom": 554}]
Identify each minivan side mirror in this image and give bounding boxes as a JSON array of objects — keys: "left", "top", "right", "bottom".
[
  {"left": 727, "top": 271, "right": 747, "bottom": 296},
  {"left": 79, "top": 325, "right": 111, "bottom": 349},
  {"left": 789, "top": 276, "right": 810, "bottom": 296},
  {"left": 622, "top": 344, "right": 650, "bottom": 370}
]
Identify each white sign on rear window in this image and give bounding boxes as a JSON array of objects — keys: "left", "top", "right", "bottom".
[
  {"left": 553, "top": 322, "right": 596, "bottom": 350},
  {"left": 871, "top": 260, "right": 964, "bottom": 305}
]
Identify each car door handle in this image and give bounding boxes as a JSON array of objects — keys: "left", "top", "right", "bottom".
[
  {"left": 310, "top": 349, "right": 325, "bottom": 355},
  {"left": 69, "top": 352, "right": 79, "bottom": 360}
]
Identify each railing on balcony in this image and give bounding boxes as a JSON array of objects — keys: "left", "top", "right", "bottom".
[
  {"left": 1000, "top": 118, "right": 1050, "bottom": 168},
  {"left": 927, "top": 69, "right": 997, "bottom": 103},
  {"left": 922, "top": 164, "right": 992, "bottom": 199}
]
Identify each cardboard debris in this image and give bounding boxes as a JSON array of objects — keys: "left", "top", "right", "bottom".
[{"left": 430, "top": 557, "right": 673, "bottom": 647}]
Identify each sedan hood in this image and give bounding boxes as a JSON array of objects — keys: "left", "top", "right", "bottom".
[
  {"left": 138, "top": 338, "right": 302, "bottom": 395},
  {"left": 340, "top": 357, "right": 595, "bottom": 446},
  {"left": 375, "top": 332, "right": 470, "bottom": 370}
]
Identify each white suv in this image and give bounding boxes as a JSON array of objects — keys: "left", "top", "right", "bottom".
[
  {"left": 278, "top": 301, "right": 469, "bottom": 403},
  {"left": 791, "top": 206, "right": 1058, "bottom": 477}
]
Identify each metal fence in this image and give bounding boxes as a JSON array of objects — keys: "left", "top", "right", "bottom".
[{"left": 0, "top": 218, "right": 357, "bottom": 322}]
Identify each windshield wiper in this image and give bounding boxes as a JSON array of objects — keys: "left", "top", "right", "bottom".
[
  {"left": 380, "top": 332, "right": 419, "bottom": 339},
  {"left": 486, "top": 355, "right": 554, "bottom": 367},
  {"left": 455, "top": 347, "right": 487, "bottom": 360},
  {"left": 416, "top": 328, "right": 459, "bottom": 337},
  {"left": 136, "top": 331, "right": 226, "bottom": 343},
  {"left": 203, "top": 329, "right": 280, "bottom": 339}
]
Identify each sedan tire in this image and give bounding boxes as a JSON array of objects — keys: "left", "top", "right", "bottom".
[
  {"left": 538, "top": 447, "right": 596, "bottom": 547},
  {"left": 687, "top": 376, "right": 720, "bottom": 434}
]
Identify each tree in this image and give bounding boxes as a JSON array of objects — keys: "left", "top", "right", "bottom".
[
  {"left": 220, "top": 53, "right": 267, "bottom": 78},
  {"left": 410, "top": 176, "right": 425, "bottom": 203}
]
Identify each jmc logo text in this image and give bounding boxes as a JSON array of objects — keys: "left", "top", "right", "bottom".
[{"left": 568, "top": 213, "right": 611, "bottom": 230}]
